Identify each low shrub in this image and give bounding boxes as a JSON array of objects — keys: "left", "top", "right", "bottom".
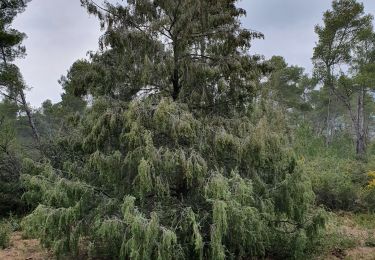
[
  {"left": 304, "top": 157, "right": 363, "bottom": 211},
  {"left": 0, "top": 221, "right": 12, "bottom": 249}
]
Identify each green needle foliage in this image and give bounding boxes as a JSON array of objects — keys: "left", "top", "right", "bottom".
[
  {"left": 22, "top": 98, "right": 324, "bottom": 259},
  {"left": 75, "top": 0, "right": 267, "bottom": 114},
  {"left": 20, "top": 0, "right": 325, "bottom": 259}
]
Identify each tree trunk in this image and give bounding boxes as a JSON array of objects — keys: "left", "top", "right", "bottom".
[
  {"left": 356, "top": 87, "right": 366, "bottom": 158},
  {"left": 325, "top": 66, "right": 333, "bottom": 146},
  {"left": 171, "top": 40, "right": 180, "bottom": 100},
  {"left": 172, "top": 66, "right": 180, "bottom": 100},
  {"left": 19, "top": 89, "right": 40, "bottom": 142},
  {"left": 326, "top": 88, "right": 332, "bottom": 146}
]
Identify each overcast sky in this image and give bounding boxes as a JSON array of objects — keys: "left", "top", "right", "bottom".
[{"left": 13, "top": 0, "right": 375, "bottom": 107}]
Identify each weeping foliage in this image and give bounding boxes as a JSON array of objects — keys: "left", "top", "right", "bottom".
[
  {"left": 21, "top": 1, "right": 324, "bottom": 258},
  {"left": 22, "top": 97, "right": 324, "bottom": 259}
]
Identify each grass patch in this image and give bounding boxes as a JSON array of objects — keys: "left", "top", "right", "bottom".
[
  {"left": 352, "top": 213, "right": 375, "bottom": 229},
  {"left": 0, "top": 215, "right": 22, "bottom": 249}
]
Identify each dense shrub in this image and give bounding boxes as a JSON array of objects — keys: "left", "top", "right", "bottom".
[
  {"left": 0, "top": 120, "right": 25, "bottom": 216},
  {"left": 21, "top": 98, "right": 325, "bottom": 259},
  {"left": 295, "top": 123, "right": 375, "bottom": 212},
  {"left": 304, "top": 157, "right": 363, "bottom": 211}
]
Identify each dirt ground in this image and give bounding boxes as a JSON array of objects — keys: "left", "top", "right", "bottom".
[
  {"left": 345, "top": 247, "right": 375, "bottom": 260},
  {"left": 325, "top": 247, "right": 375, "bottom": 260},
  {"left": 0, "top": 232, "right": 52, "bottom": 260}
]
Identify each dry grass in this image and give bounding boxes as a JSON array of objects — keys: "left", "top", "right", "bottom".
[
  {"left": 318, "top": 212, "right": 375, "bottom": 260},
  {"left": 0, "top": 232, "right": 52, "bottom": 260}
]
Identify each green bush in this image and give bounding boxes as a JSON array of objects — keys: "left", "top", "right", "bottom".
[
  {"left": 0, "top": 181, "right": 26, "bottom": 216},
  {"left": 362, "top": 188, "right": 375, "bottom": 213},
  {"left": 304, "top": 157, "right": 363, "bottom": 211},
  {"left": 0, "top": 119, "right": 25, "bottom": 217},
  {"left": 360, "top": 164, "right": 375, "bottom": 212},
  {"left": 295, "top": 124, "right": 375, "bottom": 212},
  {"left": 0, "top": 221, "right": 12, "bottom": 249}
]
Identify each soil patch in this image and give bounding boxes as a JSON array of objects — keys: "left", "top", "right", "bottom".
[{"left": 0, "top": 232, "right": 52, "bottom": 260}]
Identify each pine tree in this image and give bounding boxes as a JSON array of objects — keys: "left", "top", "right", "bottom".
[
  {"left": 263, "top": 56, "right": 315, "bottom": 120},
  {"left": 313, "top": 0, "right": 373, "bottom": 154},
  {"left": 77, "top": 0, "right": 266, "bottom": 114},
  {"left": 0, "top": 0, "right": 39, "bottom": 142}
]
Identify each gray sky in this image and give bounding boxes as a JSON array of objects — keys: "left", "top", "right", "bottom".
[{"left": 13, "top": 0, "right": 375, "bottom": 107}]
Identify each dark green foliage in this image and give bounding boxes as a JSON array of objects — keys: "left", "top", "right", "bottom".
[
  {"left": 0, "top": 0, "right": 28, "bottom": 77},
  {"left": 263, "top": 56, "right": 314, "bottom": 115},
  {"left": 313, "top": 0, "right": 372, "bottom": 75},
  {"left": 304, "top": 157, "right": 362, "bottom": 211},
  {"left": 0, "top": 0, "right": 40, "bottom": 143},
  {"left": 78, "top": 0, "right": 267, "bottom": 114},
  {"left": 0, "top": 101, "right": 26, "bottom": 216}
]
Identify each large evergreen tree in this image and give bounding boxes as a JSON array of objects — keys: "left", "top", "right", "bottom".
[
  {"left": 21, "top": 1, "right": 324, "bottom": 259},
  {"left": 76, "top": 0, "right": 266, "bottom": 114}
]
